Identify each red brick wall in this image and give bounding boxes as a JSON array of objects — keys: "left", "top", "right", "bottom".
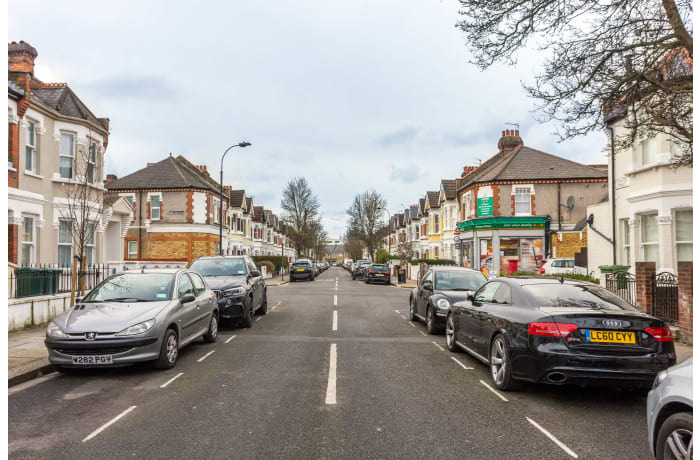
[
  {"left": 678, "top": 261, "right": 692, "bottom": 344},
  {"left": 491, "top": 185, "right": 500, "bottom": 216},
  {"left": 8, "top": 224, "right": 18, "bottom": 264},
  {"left": 8, "top": 122, "right": 19, "bottom": 188},
  {"left": 635, "top": 262, "right": 656, "bottom": 314}
]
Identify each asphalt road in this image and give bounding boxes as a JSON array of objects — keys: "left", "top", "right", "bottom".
[{"left": 8, "top": 267, "right": 653, "bottom": 459}]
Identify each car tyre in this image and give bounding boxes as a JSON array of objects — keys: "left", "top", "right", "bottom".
[
  {"left": 490, "top": 334, "right": 519, "bottom": 391},
  {"left": 446, "top": 313, "right": 459, "bottom": 352},
  {"left": 409, "top": 297, "right": 418, "bottom": 322},
  {"left": 240, "top": 300, "right": 253, "bottom": 328},
  {"left": 203, "top": 312, "right": 218, "bottom": 343},
  {"left": 655, "top": 412, "right": 693, "bottom": 460},
  {"left": 426, "top": 305, "right": 437, "bottom": 335},
  {"left": 155, "top": 329, "right": 178, "bottom": 369},
  {"left": 257, "top": 291, "right": 268, "bottom": 315}
]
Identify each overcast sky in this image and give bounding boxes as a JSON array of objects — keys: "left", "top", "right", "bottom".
[{"left": 10, "top": 0, "right": 606, "bottom": 238}]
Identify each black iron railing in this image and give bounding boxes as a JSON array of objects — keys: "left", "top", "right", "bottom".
[
  {"left": 9, "top": 264, "right": 116, "bottom": 299},
  {"left": 605, "top": 271, "right": 637, "bottom": 306},
  {"left": 652, "top": 272, "right": 679, "bottom": 325}
]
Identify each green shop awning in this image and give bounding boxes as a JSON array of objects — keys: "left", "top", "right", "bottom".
[{"left": 457, "top": 216, "right": 551, "bottom": 233}]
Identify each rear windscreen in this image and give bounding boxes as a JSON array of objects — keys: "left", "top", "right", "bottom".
[{"left": 522, "top": 284, "right": 637, "bottom": 311}]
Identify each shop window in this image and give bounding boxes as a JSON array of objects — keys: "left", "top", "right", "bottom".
[
  {"left": 514, "top": 188, "right": 531, "bottom": 215},
  {"left": 479, "top": 239, "right": 493, "bottom": 275},
  {"left": 675, "top": 210, "right": 692, "bottom": 263},
  {"left": 640, "top": 213, "right": 659, "bottom": 265}
]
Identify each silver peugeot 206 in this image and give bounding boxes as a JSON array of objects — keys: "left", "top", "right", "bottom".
[{"left": 45, "top": 269, "right": 218, "bottom": 370}]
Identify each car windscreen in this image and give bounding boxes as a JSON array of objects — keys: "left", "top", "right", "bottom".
[
  {"left": 434, "top": 271, "right": 487, "bottom": 291},
  {"left": 522, "top": 284, "right": 637, "bottom": 311},
  {"left": 190, "top": 258, "right": 247, "bottom": 276},
  {"left": 292, "top": 262, "right": 310, "bottom": 268},
  {"left": 83, "top": 273, "right": 175, "bottom": 302}
]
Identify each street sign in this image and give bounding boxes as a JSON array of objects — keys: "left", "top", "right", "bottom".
[
  {"left": 453, "top": 236, "right": 460, "bottom": 242},
  {"left": 455, "top": 242, "right": 461, "bottom": 249}
]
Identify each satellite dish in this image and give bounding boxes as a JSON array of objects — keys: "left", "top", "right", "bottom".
[{"left": 566, "top": 196, "right": 575, "bottom": 212}]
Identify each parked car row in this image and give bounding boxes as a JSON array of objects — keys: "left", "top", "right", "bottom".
[{"left": 45, "top": 255, "right": 268, "bottom": 371}]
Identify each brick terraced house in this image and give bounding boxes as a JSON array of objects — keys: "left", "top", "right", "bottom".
[{"left": 105, "top": 155, "right": 228, "bottom": 263}]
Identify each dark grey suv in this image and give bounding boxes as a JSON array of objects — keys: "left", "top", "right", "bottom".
[{"left": 189, "top": 256, "right": 267, "bottom": 327}]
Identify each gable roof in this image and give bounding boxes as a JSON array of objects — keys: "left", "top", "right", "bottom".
[
  {"left": 409, "top": 205, "right": 419, "bottom": 220},
  {"left": 253, "top": 206, "right": 264, "bottom": 222},
  {"left": 106, "top": 155, "right": 220, "bottom": 192},
  {"left": 426, "top": 191, "right": 440, "bottom": 209},
  {"left": 458, "top": 145, "right": 607, "bottom": 191},
  {"left": 29, "top": 83, "right": 107, "bottom": 133},
  {"left": 229, "top": 190, "right": 245, "bottom": 208},
  {"left": 245, "top": 197, "right": 253, "bottom": 212},
  {"left": 440, "top": 179, "right": 457, "bottom": 201},
  {"left": 419, "top": 198, "right": 426, "bottom": 215}
]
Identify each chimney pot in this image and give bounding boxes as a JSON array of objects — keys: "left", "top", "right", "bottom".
[
  {"left": 501, "top": 130, "right": 505, "bottom": 137},
  {"left": 515, "top": 129, "right": 519, "bottom": 136},
  {"left": 8, "top": 41, "right": 38, "bottom": 75},
  {"left": 147, "top": 162, "right": 155, "bottom": 167}
]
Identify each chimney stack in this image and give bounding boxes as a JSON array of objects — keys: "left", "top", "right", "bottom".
[
  {"left": 223, "top": 185, "right": 232, "bottom": 192},
  {"left": 497, "top": 128, "right": 523, "bottom": 155},
  {"left": 8, "top": 41, "right": 38, "bottom": 75},
  {"left": 105, "top": 174, "right": 117, "bottom": 186}
]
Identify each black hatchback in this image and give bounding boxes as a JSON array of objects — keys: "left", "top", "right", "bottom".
[
  {"left": 365, "top": 264, "right": 391, "bottom": 285},
  {"left": 446, "top": 277, "right": 676, "bottom": 391}
]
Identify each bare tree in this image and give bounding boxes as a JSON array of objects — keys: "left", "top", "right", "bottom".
[
  {"left": 308, "top": 219, "right": 328, "bottom": 261},
  {"left": 58, "top": 129, "right": 104, "bottom": 303},
  {"left": 456, "top": 0, "right": 693, "bottom": 165},
  {"left": 280, "top": 177, "right": 321, "bottom": 256},
  {"left": 395, "top": 240, "right": 414, "bottom": 265},
  {"left": 343, "top": 237, "right": 365, "bottom": 261},
  {"left": 346, "top": 190, "right": 388, "bottom": 261}
]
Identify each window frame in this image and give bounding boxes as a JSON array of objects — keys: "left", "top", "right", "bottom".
[
  {"left": 84, "top": 222, "right": 96, "bottom": 267},
  {"left": 127, "top": 240, "right": 138, "bottom": 259},
  {"left": 149, "top": 194, "right": 161, "bottom": 221},
  {"left": 621, "top": 219, "right": 631, "bottom": 265},
  {"left": 25, "top": 120, "right": 37, "bottom": 173},
  {"left": 674, "top": 209, "right": 692, "bottom": 264},
  {"left": 58, "top": 219, "right": 73, "bottom": 267},
  {"left": 21, "top": 216, "right": 36, "bottom": 266},
  {"left": 86, "top": 140, "right": 97, "bottom": 184},
  {"left": 514, "top": 187, "right": 532, "bottom": 216},
  {"left": 640, "top": 213, "right": 659, "bottom": 265},
  {"left": 59, "top": 132, "right": 75, "bottom": 179},
  {"left": 177, "top": 273, "right": 195, "bottom": 298},
  {"left": 433, "top": 214, "right": 439, "bottom": 233},
  {"left": 641, "top": 138, "right": 655, "bottom": 165}
]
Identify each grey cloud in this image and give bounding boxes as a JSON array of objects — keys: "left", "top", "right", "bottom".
[
  {"left": 85, "top": 75, "right": 178, "bottom": 101},
  {"left": 377, "top": 126, "right": 418, "bottom": 146},
  {"left": 389, "top": 165, "right": 421, "bottom": 184}
]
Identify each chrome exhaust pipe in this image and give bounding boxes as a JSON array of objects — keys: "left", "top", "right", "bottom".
[{"left": 546, "top": 372, "right": 567, "bottom": 384}]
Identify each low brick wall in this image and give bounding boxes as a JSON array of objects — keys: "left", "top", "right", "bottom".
[{"left": 8, "top": 293, "right": 72, "bottom": 332}]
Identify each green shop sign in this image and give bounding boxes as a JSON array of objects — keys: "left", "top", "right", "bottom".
[
  {"left": 477, "top": 197, "right": 493, "bottom": 216},
  {"left": 457, "top": 216, "right": 551, "bottom": 232}
]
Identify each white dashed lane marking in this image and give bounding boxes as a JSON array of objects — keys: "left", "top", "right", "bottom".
[
  {"left": 526, "top": 417, "right": 579, "bottom": 458},
  {"left": 408, "top": 322, "right": 416, "bottom": 327},
  {"left": 225, "top": 335, "right": 237, "bottom": 344},
  {"left": 82, "top": 406, "right": 137, "bottom": 442},
  {"left": 325, "top": 344, "right": 337, "bottom": 405},
  {"left": 432, "top": 341, "right": 445, "bottom": 351},
  {"left": 332, "top": 310, "right": 338, "bottom": 331},
  {"left": 451, "top": 357, "right": 474, "bottom": 370},
  {"left": 479, "top": 380, "right": 509, "bottom": 402},
  {"left": 160, "top": 372, "right": 184, "bottom": 388},
  {"left": 197, "top": 350, "right": 215, "bottom": 362},
  {"left": 419, "top": 331, "right": 427, "bottom": 336}
]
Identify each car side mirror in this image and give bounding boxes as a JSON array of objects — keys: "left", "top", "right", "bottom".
[
  {"left": 249, "top": 270, "right": 261, "bottom": 277},
  {"left": 423, "top": 282, "right": 433, "bottom": 291},
  {"left": 74, "top": 297, "right": 83, "bottom": 305},
  {"left": 467, "top": 294, "right": 474, "bottom": 301},
  {"left": 180, "top": 293, "right": 196, "bottom": 304}
]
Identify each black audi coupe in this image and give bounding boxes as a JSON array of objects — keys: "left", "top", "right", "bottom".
[{"left": 445, "top": 277, "right": 676, "bottom": 391}]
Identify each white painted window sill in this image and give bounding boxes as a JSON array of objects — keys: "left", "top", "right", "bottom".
[
  {"left": 8, "top": 166, "right": 16, "bottom": 172},
  {"left": 24, "top": 170, "right": 44, "bottom": 179},
  {"left": 628, "top": 161, "right": 673, "bottom": 176}
]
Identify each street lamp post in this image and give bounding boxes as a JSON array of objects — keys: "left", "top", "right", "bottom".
[
  {"left": 219, "top": 142, "right": 251, "bottom": 255},
  {"left": 383, "top": 208, "right": 392, "bottom": 261}
]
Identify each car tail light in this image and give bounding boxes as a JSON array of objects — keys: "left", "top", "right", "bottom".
[
  {"left": 528, "top": 322, "right": 578, "bottom": 337},
  {"left": 368, "top": 270, "right": 375, "bottom": 274},
  {"left": 644, "top": 327, "right": 673, "bottom": 342},
  {"left": 540, "top": 265, "right": 545, "bottom": 275}
]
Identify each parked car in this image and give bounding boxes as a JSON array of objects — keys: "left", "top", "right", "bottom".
[
  {"left": 445, "top": 277, "right": 676, "bottom": 391},
  {"left": 409, "top": 267, "right": 487, "bottom": 334},
  {"left": 540, "top": 258, "right": 575, "bottom": 275},
  {"left": 189, "top": 256, "right": 267, "bottom": 327},
  {"left": 290, "top": 260, "right": 315, "bottom": 282},
  {"left": 312, "top": 263, "right": 321, "bottom": 277},
  {"left": 352, "top": 260, "right": 371, "bottom": 280},
  {"left": 365, "top": 264, "right": 391, "bottom": 285},
  {"left": 647, "top": 358, "right": 693, "bottom": 460},
  {"left": 45, "top": 269, "right": 218, "bottom": 370}
]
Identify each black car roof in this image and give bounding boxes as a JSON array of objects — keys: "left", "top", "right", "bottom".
[{"left": 499, "top": 276, "right": 597, "bottom": 287}]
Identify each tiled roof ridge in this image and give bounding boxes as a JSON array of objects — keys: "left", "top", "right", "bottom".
[{"left": 32, "top": 82, "right": 67, "bottom": 87}]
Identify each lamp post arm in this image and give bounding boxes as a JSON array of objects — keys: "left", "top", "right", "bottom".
[{"left": 219, "top": 144, "right": 244, "bottom": 256}]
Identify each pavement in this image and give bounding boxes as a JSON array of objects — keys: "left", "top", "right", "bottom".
[{"left": 7, "top": 267, "right": 694, "bottom": 459}]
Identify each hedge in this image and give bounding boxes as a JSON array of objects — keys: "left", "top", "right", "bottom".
[
  {"left": 252, "top": 256, "right": 290, "bottom": 272},
  {"left": 510, "top": 271, "right": 599, "bottom": 284},
  {"left": 409, "top": 258, "right": 457, "bottom": 266}
]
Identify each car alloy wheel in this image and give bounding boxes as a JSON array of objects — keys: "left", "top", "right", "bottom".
[
  {"left": 665, "top": 428, "right": 693, "bottom": 459},
  {"left": 409, "top": 299, "right": 416, "bottom": 321},
  {"left": 490, "top": 337, "right": 506, "bottom": 386},
  {"left": 446, "top": 315, "right": 457, "bottom": 350},
  {"left": 166, "top": 333, "right": 178, "bottom": 365},
  {"left": 426, "top": 307, "right": 435, "bottom": 334}
]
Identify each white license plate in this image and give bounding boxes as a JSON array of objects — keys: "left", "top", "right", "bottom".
[{"left": 71, "top": 355, "right": 113, "bottom": 365}]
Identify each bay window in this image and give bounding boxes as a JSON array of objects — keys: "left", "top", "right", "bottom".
[
  {"left": 21, "top": 217, "right": 35, "bottom": 266},
  {"left": 641, "top": 138, "right": 655, "bottom": 165},
  {"left": 621, "top": 219, "right": 631, "bottom": 265},
  {"left": 25, "top": 120, "right": 36, "bottom": 173},
  {"left": 84, "top": 223, "right": 96, "bottom": 267},
  {"left": 675, "top": 210, "right": 693, "bottom": 263},
  {"left": 58, "top": 220, "right": 73, "bottom": 267},
  {"left": 86, "top": 141, "right": 97, "bottom": 183},
  {"left": 640, "top": 213, "right": 659, "bottom": 265}
]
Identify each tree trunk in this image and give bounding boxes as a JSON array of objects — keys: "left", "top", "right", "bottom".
[
  {"left": 70, "top": 257, "right": 77, "bottom": 306},
  {"left": 661, "top": 0, "right": 693, "bottom": 57},
  {"left": 79, "top": 251, "right": 86, "bottom": 296}
]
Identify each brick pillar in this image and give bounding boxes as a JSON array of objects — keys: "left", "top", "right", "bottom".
[
  {"left": 635, "top": 262, "right": 656, "bottom": 314},
  {"left": 8, "top": 222, "right": 18, "bottom": 264},
  {"left": 8, "top": 121, "right": 19, "bottom": 188},
  {"left": 678, "top": 262, "right": 692, "bottom": 344}
]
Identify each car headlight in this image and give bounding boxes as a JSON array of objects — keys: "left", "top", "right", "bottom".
[
  {"left": 223, "top": 287, "right": 246, "bottom": 296},
  {"left": 115, "top": 319, "right": 156, "bottom": 336},
  {"left": 436, "top": 298, "right": 450, "bottom": 310},
  {"left": 47, "top": 322, "right": 68, "bottom": 339},
  {"left": 652, "top": 370, "right": 668, "bottom": 389}
]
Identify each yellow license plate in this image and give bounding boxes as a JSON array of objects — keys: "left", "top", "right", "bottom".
[
  {"left": 376, "top": 274, "right": 384, "bottom": 277},
  {"left": 296, "top": 268, "right": 304, "bottom": 272},
  {"left": 586, "top": 330, "right": 636, "bottom": 344}
]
